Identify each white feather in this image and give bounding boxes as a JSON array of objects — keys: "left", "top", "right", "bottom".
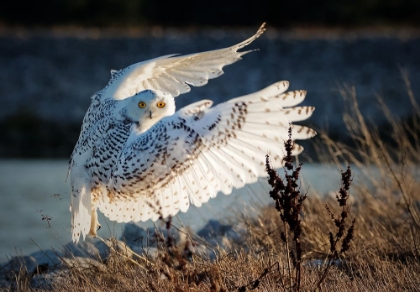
[
  {"left": 70, "top": 175, "right": 91, "bottom": 242},
  {"left": 100, "top": 23, "right": 266, "bottom": 100}
]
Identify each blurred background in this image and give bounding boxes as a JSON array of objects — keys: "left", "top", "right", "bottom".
[
  {"left": 1, "top": 0, "right": 420, "bottom": 27},
  {"left": 0, "top": 0, "right": 419, "bottom": 158},
  {"left": 0, "top": 1, "right": 419, "bottom": 262}
]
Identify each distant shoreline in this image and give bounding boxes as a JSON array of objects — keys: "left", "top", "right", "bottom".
[{"left": 0, "top": 25, "right": 419, "bottom": 39}]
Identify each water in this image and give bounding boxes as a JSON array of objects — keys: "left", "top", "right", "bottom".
[
  {"left": 0, "top": 32, "right": 419, "bottom": 130},
  {"left": 0, "top": 159, "right": 355, "bottom": 263}
]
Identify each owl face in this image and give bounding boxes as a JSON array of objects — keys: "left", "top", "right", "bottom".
[{"left": 124, "top": 89, "right": 176, "bottom": 132}]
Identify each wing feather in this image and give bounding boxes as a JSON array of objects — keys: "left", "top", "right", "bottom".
[
  {"left": 100, "top": 80, "right": 316, "bottom": 222},
  {"left": 197, "top": 153, "right": 224, "bottom": 192},
  {"left": 100, "top": 23, "right": 266, "bottom": 100}
]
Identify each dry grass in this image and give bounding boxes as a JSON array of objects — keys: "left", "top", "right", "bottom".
[{"left": 3, "top": 77, "right": 420, "bottom": 291}]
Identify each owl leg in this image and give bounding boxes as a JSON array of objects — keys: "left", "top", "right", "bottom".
[{"left": 88, "top": 205, "right": 101, "bottom": 237}]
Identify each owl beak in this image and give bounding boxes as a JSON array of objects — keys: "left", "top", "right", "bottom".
[{"left": 149, "top": 111, "right": 153, "bottom": 119}]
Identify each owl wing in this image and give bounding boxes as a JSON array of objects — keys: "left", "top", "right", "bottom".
[
  {"left": 100, "top": 23, "right": 266, "bottom": 100},
  {"left": 97, "top": 81, "right": 316, "bottom": 223}
]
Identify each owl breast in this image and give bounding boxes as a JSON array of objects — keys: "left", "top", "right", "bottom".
[{"left": 86, "top": 121, "right": 133, "bottom": 188}]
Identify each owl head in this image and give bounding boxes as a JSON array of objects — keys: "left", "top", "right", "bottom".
[{"left": 122, "top": 89, "right": 176, "bottom": 132}]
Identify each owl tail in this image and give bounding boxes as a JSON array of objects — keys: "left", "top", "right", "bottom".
[{"left": 70, "top": 176, "right": 91, "bottom": 243}]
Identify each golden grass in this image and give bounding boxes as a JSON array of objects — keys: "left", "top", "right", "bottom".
[{"left": 4, "top": 77, "right": 420, "bottom": 291}]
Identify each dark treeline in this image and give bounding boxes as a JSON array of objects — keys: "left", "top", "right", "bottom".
[{"left": 1, "top": 0, "right": 419, "bottom": 27}]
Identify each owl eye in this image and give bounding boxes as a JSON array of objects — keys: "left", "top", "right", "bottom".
[
  {"left": 138, "top": 102, "right": 146, "bottom": 108},
  {"left": 157, "top": 101, "right": 166, "bottom": 108}
]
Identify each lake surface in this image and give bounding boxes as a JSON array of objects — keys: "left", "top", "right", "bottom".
[{"left": 0, "top": 159, "right": 356, "bottom": 263}]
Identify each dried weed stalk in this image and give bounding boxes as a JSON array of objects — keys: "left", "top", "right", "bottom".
[
  {"left": 265, "top": 126, "right": 307, "bottom": 291},
  {"left": 265, "top": 127, "right": 356, "bottom": 291},
  {"left": 317, "top": 166, "right": 356, "bottom": 288}
]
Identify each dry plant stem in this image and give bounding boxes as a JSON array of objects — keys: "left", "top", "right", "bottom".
[
  {"left": 283, "top": 221, "right": 293, "bottom": 290},
  {"left": 379, "top": 143, "right": 420, "bottom": 228},
  {"left": 316, "top": 226, "right": 343, "bottom": 288},
  {"left": 236, "top": 262, "right": 280, "bottom": 291},
  {"left": 265, "top": 126, "right": 306, "bottom": 291},
  {"left": 96, "top": 236, "right": 150, "bottom": 271},
  {"left": 317, "top": 166, "right": 355, "bottom": 289},
  {"left": 341, "top": 86, "right": 380, "bottom": 167},
  {"left": 409, "top": 223, "right": 420, "bottom": 257},
  {"left": 400, "top": 67, "right": 420, "bottom": 115}
]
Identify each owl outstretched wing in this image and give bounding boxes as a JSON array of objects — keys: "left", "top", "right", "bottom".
[
  {"left": 70, "top": 23, "right": 266, "bottom": 173},
  {"left": 97, "top": 81, "right": 316, "bottom": 223},
  {"left": 100, "top": 23, "right": 266, "bottom": 100}
]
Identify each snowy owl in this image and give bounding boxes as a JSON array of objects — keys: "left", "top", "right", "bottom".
[{"left": 69, "top": 23, "right": 317, "bottom": 243}]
